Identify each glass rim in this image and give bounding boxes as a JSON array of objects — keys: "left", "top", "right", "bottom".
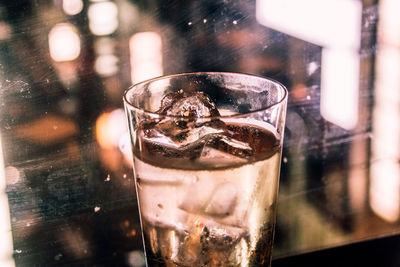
[{"left": 123, "top": 71, "right": 288, "bottom": 119}]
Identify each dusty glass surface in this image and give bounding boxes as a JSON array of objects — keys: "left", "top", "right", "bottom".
[{"left": 0, "top": 0, "right": 397, "bottom": 266}]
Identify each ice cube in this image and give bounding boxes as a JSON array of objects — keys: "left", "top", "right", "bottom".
[
  {"left": 178, "top": 174, "right": 215, "bottom": 214},
  {"left": 198, "top": 222, "right": 247, "bottom": 250},
  {"left": 204, "top": 182, "right": 238, "bottom": 217},
  {"left": 158, "top": 91, "right": 220, "bottom": 118},
  {"left": 139, "top": 91, "right": 231, "bottom": 162},
  {"left": 143, "top": 121, "right": 225, "bottom": 149},
  {"left": 197, "top": 146, "right": 248, "bottom": 168},
  {"left": 196, "top": 133, "right": 253, "bottom": 168}
]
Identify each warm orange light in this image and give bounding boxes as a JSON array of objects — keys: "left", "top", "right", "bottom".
[{"left": 95, "top": 109, "right": 127, "bottom": 149}]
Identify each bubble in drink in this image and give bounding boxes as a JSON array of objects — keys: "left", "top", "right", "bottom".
[{"left": 132, "top": 92, "right": 282, "bottom": 266}]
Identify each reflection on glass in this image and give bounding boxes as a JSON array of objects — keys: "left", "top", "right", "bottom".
[
  {"left": 62, "top": 0, "right": 83, "bottom": 16},
  {"left": 129, "top": 32, "right": 163, "bottom": 84},
  {"left": 88, "top": 1, "right": 118, "bottom": 36},
  {"left": 48, "top": 23, "right": 81, "bottom": 62}
]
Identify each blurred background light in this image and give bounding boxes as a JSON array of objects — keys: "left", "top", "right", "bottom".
[
  {"left": 93, "top": 37, "right": 119, "bottom": 77},
  {"left": 4, "top": 166, "right": 20, "bottom": 185},
  {"left": 95, "top": 55, "right": 119, "bottom": 77},
  {"left": 370, "top": 0, "right": 400, "bottom": 223},
  {"left": 320, "top": 48, "right": 359, "bottom": 130},
  {"left": 256, "top": 0, "right": 362, "bottom": 130},
  {"left": 0, "top": 135, "right": 15, "bottom": 267},
  {"left": 62, "top": 0, "right": 84, "bottom": 16},
  {"left": 256, "top": 0, "right": 361, "bottom": 48},
  {"left": 88, "top": 1, "right": 118, "bottom": 36},
  {"left": 96, "top": 109, "right": 127, "bottom": 150},
  {"left": 370, "top": 160, "right": 400, "bottom": 222},
  {"left": 49, "top": 23, "right": 81, "bottom": 62},
  {"left": 129, "top": 32, "right": 163, "bottom": 84},
  {"left": 0, "top": 22, "right": 11, "bottom": 41},
  {"left": 94, "top": 37, "right": 116, "bottom": 55},
  {"left": 126, "top": 250, "right": 146, "bottom": 267}
]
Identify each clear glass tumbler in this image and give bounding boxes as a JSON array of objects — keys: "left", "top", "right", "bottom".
[{"left": 123, "top": 72, "right": 287, "bottom": 266}]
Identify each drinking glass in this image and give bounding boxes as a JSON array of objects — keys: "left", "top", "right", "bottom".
[{"left": 123, "top": 72, "right": 287, "bottom": 266}]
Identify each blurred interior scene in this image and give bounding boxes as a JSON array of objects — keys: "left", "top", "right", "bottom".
[{"left": 1, "top": 0, "right": 400, "bottom": 266}]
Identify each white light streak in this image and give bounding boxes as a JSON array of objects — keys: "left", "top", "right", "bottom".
[
  {"left": 49, "top": 23, "right": 81, "bottom": 62},
  {"left": 320, "top": 48, "right": 359, "bottom": 130},
  {"left": 256, "top": 0, "right": 362, "bottom": 129}
]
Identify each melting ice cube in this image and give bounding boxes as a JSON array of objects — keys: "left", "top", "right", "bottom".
[{"left": 204, "top": 182, "right": 238, "bottom": 217}]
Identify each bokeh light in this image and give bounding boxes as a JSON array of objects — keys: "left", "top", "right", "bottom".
[
  {"left": 95, "top": 109, "right": 127, "bottom": 149},
  {"left": 88, "top": 1, "right": 118, "bottom": 36},
  {"left": 62, "top": 0, "right": 84, "bottom": 16},
  {"left": 129, "top": 32, "right": 163, "bottom": 84},
  {"left": 48, "top": 23, "right": 81, "bottom": 62}
]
